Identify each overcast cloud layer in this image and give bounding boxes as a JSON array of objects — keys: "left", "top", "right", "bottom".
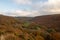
[{"left": 0, "top": 0, "right": 60, "bottom": 17}]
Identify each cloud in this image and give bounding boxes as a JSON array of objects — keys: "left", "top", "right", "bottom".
[
  {"left": 44, "top": 0, "right": 60, "bottom": 9},
  {"left": 12, "top": 0, "right": 32, "bottom": 5},
  {"left": 0, "top": 10, "right": 40, "bottom": 17},
  {"left": 1, "top": 0, "right": 60, "bottom": 17},
  {"left": 32, "top": 0, "right": 60, "bottom": 15}
]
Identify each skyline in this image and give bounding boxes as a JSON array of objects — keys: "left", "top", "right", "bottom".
[{"left": 0, "top": 0, "right": 60, "bottom": 17}]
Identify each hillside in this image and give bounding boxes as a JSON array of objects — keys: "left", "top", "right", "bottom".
[
  {"left": 0, "top": 15, "right": 60, "bottom": 40},
  {"left": 16, "top": 17, "right": 33, "bottom": 22},
  {"left": 32, "top": 14, "right": 60, "bottom": 32}
]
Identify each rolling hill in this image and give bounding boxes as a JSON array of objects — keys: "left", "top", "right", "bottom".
[
  {"left": 0, "top": 14, "right": 60, "bottom": 40},
  {"left": 32, "top": 14, "right": 60, "bottom": 32},
  {"left": 16, "top": 17, "right": 33, "bottom": 22}
]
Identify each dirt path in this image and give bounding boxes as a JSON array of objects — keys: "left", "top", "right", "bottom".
[{"left": 0, "top": 35, "right": 5, "bottom": 40}]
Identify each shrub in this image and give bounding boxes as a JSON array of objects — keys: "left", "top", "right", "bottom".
[
  {"left": 22, "top": 21, "right": 30, "bottom": 28},
  {"left": 47, "top": 29, "right": 56, "bottom": 33},
  {"left": 0, "top": 31, "right": 4, "bottom": 35}
]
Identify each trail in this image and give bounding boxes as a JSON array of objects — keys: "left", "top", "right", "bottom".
[{"left": 0, "top": 35, "right": 5, "bottom": 40}]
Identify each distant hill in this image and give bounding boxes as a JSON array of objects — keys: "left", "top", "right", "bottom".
[
  {"left": 32, "top": 14, "right": 60, "bottom": 32},
  {"left": 16, "top": 17, "right": 33, "bottom": 22}
]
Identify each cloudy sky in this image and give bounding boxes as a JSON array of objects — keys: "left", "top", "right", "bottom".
[{"left": 0, "top": 0, "right": 60, "bottom": 17}]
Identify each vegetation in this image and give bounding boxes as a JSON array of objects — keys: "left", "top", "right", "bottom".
[{"left": 0, "top": 15, "right": 60, "bottom": 40}]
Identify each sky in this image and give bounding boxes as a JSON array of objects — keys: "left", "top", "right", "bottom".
[{"left": 0, "top": 0, "right": 60, "bottom": 17}]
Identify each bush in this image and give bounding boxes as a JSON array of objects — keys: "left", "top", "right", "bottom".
[
  {"left": 22, "top": 21, "right": 30, "bottom": 28},
  {"left": 0, "top": 31, "right": 4, "bottom": 35},
  {"left": 47, "top": 29, "right": 56, "bottom": 33}
]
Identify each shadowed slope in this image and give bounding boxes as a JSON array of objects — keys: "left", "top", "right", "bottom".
[{"left": 32, "top": 14, "right": 60, "bottom": 31}]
